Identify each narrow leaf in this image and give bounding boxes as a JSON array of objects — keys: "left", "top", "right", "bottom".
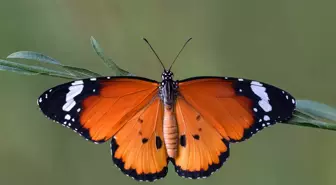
[
  {"left": 0, "top": 59, "right": 76, "bottom": 79},
  {"left": 90, "top": 36, "right": 132, "bottom": 76},
  {"left": 7, "top": 51, "right": 61, "bottom": 65},
  {"left": 90, "top": 36, "right": 105, "bottom": 60},
  {"left": 296, "top": 100, "right": 336, "bottom": 121},
  {"left": 0, "top": 65, "right": 39, "bottom": 75},
  {"left": 285, "top": 100, "right": 336, "bottom": 131}
]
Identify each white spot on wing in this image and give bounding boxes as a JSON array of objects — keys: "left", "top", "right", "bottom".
[
  {"left": 72, "top": 80, "right": 84, "bottom": 85},
  {"left": 238, "top": 78, "right": 244, "bottom": 81},
  {"left": 251, "top": 86, "right": 269, "bottom": 100},
  {"left": 62, "top": 101, "right": 76, "bottom": 112},
  {"left": 66, "top": 85, "right": 84, "bottom": 101},
  {"left": 258, "top": 100, "right": 272, "bottom": 112},
  {"left": 65, "top": 114, "right": 71, "bottom": 120},
  {"left": 263, "top": 115, "right": 270, "bottom": 121},
  {"left": 251, "top": 83, "right": 272, "bottom": 112},
  {"left": 90, "top": 78, "right": 97, "bottom": 81},
  {"left": 62, "top": 82, "right": 84, "bottom": 112},
  {"left": 251, "top": 81, "right": 263, "bottom": 86},
  {"left": 38, "top": 98, "right": 42, "bottom": 103}
]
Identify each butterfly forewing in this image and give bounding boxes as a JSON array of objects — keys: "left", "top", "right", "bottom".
[
  {"left": 37, "top": 77, "right": 159, "bottom": 143},
  {"left": 177, "top": 77, "right": 296, "bottom": 142}
]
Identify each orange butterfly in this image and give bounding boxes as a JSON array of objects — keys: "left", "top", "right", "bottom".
[{"left": 37, "top": 38, "right": 296, "bottom": 181}]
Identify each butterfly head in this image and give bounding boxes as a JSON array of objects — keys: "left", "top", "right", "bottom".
[{"left": 161, "top": 70, "right": 174, "bottom": 81}]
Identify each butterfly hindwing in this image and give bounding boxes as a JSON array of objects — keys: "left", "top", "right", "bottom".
[
  {"left": 178, "top": 77, "right": 296, "bottom": 142},
  {"left": 111, "top": 97, "right": 169, "bottom": 181},
  {"left": 172, "top": 96, "right": 230, "bottom": 179},
  {"left": 37, "top": 77, "right": 159, "bottom": 143}
]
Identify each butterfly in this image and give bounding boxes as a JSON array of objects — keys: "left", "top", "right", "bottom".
[{"left": 37, "top": 38, "right": 296, "bottom": 182}]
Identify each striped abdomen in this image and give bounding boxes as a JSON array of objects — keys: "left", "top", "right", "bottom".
[{"left": 163, "top": 105, "right": 178, "bottom": 158}]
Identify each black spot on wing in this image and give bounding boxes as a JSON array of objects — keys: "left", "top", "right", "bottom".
[
  {"left": 196, "top": 115, "right": 201, "bottom": 121},
  {"left": 193, "top": 134, "right": 200, "bottom": 140},
  {"left": 156, "top": 136, "right": 162, "bottom": 149},
  {"left": 180, "top": 135, "right": 186, "bottom": 147},
  {"left": 142, "top": 138, "right": 149, "bottom": 144}
]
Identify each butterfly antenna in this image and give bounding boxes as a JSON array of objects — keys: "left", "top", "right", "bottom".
[
  {"left": 169, "top": 37, "right": 192, "bottom": 71},
  {"left": 143, "top": 38, "right": 166, "bottom": 70}
]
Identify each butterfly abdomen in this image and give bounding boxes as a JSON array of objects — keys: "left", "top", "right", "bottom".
[{"left": 163, "top": 105, "right": 178, "bottom": 158}]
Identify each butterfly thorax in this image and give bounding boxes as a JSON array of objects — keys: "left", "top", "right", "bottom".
[
  {"left": 159, "top": 70, "right": 179, "bottom": 158},
  {"left": 159, "top": 70, "right": 178, "bottom": 107}
]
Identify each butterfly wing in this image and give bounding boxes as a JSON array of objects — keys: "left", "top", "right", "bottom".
[
  {"left": 172, "top": 76, "right": 295, "bottom": 179},
  {"left": 111, "top": 97, "right": 168, "bottom": 181},
  {"left": 177, "top": 77, "right": 296, "bottom": 142},
  {"left": 173, "top": 96, "right": 230, "bottom": 178},
  {"left": 38, "top": 77, "right": 159, "bottom": 143},
  {"left": 38, "top": 76, "right": 169, "bottom": 181}
]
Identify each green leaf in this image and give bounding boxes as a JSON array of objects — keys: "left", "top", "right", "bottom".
[
  {"left": 90, "top": 36, "right": 132, "bottom": 76},
  {"left": 62, "top": 65, "right": 102, "bottom": 78},
  {"left": 0, "top": 59, "right": 76, "bottom": 79},
  {"left": 285, "top": 100, "right": 336, "bottom": 131},
  {"left": 6, "top": 51, "right": 102, "bottom": 79},
  {"left": 7, "top": 51, "right": 61, "bottom": 65},
  {"left": 0, "top": 65, "right": 39, "bottom": 75}
]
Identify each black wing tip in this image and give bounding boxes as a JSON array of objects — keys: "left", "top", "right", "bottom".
[
  {"left": 229, "top": 77, "right": 296, "bottom": 142},
  {"left": 172, "top": 139, "right": 230, "bottom": 179},
  {"left": 111, "top": 138, "right": 168, "bottom": 182},
  {"left": 36, "top": 79, "right": 108, "bottom": 144}
]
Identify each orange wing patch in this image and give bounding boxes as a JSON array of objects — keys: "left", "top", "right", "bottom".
[
  {"left": 173, "top": 97, "right": 230, "bottom": 179},
  {"left": 80, "top": 79, "right": 159, "bottom": 142},
  {"left": 111, "top": 97, "right": 169, "bottom": 181},
  {"left": 178, "top": 78, "right": 254, "bottom": 142}
]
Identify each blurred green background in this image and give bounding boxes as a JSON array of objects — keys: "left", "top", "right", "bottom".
[{"left": 0, "top": 0, "right": 335, "bottom": 185}]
